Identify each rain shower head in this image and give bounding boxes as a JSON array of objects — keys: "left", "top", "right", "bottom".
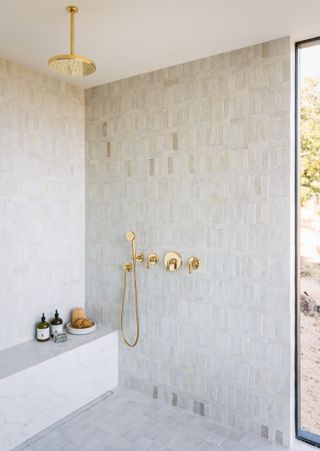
[
  {"left": 48, "top": 53, "right": 96, "bottom": 77},
  {"left": 48, "top": 6, "right": 96, "bottom": 77}
]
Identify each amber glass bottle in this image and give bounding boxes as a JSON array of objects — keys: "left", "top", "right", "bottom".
[
  {"left": 50, "top": 310, "right": 63, "bottom": 337},
  {"left": 36, "top": 314, "right": 50, "bottom": 342}
]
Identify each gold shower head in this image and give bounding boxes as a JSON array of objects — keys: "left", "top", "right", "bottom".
[{"left": 48, "top": 6, "right": 96, "bottom": 77}]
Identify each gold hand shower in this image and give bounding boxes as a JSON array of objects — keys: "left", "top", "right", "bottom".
[{"left": 120, "top": 232, "right": 143, "bottom": 347}]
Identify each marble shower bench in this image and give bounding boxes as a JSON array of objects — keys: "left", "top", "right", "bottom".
[{"left": 0, "top": 326, "right": 118, "bottom": 451}]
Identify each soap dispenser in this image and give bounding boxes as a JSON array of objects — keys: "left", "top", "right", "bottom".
[
  {"left": 36, "top": 314, "right": 50, "bottom": 342},
  {"left": 50, "top": 310, "right": 63, "bottom": 338}
]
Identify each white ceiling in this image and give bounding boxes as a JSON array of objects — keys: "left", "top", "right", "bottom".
[{"left": 0, "top": 0, "right": 320, "bottom": 89}]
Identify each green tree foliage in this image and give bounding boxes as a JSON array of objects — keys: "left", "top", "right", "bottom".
[{"left": 301, "top": 77, "right": 320, "bottom": 205}]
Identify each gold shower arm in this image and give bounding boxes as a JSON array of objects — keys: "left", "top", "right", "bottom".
[{"left": 66, "top": 6, "right": 78, "bottom": 55}]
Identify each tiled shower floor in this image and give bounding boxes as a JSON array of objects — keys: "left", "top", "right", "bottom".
[{"left": 15, "top": 388, "right": 294, "bottom": 451}]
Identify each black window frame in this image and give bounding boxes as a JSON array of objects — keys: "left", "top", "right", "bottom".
[{"left": 295, "top": 36, "right": 320, "bottom": 449}]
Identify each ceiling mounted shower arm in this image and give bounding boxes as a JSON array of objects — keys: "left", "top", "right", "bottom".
[{"left": 67, "top": 6, "right": 78, "bottom": 55}]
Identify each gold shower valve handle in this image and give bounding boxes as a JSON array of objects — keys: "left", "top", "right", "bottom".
[
  {"left": 147, "top": 253, "right": 159, "bottom": 269},
  {"left": 135, "top": 253, "right": 144, "bottom": 263},
  {"left": 164, "top": 251, "right": 182, "bottom": 272},
  {"left": 188, "top": 256, "right": 200, "bottom": 274}
]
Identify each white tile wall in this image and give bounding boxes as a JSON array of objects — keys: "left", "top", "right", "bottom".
[
  {"left": 0, "top": 59, "right": 85, "bottom": 350},
  {"left": 85, "top": 37, "right": 292, "bottom": 446}
]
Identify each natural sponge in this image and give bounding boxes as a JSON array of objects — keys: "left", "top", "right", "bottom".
[
  {"left": 72, "top": 318, "right": 94, "bottom": 329},
  {"left": 71, "top": 307, "right": 87, "bottom": 322}
]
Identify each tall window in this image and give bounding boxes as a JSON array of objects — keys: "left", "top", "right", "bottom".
[{"left": 296, "top": 38, "right": 320, "bottom": 447}]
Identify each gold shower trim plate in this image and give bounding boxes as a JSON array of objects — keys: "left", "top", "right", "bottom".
[
  {"left": 164, "top": 251, "right": 182, "bottom": 272},
  {"left": 66, "top": 5, "right": 78, "bottom": 14}
]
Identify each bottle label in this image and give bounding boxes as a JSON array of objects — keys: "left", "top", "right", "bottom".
[
  {"left": 51, "top": 324, "right": 63, "bottom": 336},
  {"left": 37, "top": 327, "right": 50, "bottom": 341}
]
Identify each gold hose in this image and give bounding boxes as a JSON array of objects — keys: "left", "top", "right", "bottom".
[{"left": 120, "top": 237, "right": 140, "bottom": 347}]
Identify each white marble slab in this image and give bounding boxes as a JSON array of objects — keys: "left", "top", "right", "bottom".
[
  {"left": 0, "top": 325, "right": 115, "bottom": 381},
  {"left": 0, "top": 326, "right": 118, "bottom": 451}
]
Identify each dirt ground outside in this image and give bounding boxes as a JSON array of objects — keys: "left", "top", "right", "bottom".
[{"left": 299, "top": 206, "right": 320, "bottom": 435}]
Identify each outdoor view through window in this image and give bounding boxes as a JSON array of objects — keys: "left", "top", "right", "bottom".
[{"left": 298, "top": 39, "right": 320, "bottom": 445}]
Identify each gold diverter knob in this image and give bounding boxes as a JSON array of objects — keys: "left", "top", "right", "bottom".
[
  {"left": 188, "top": 256, "right": 200, "bottom": 274},
  {"left": 147, "top": 253, "right": 159, "bottom": 269},
  {"left": 164, "top": 252, "right": 182, "bottom": 272}
]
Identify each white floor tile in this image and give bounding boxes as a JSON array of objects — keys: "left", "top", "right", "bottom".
[{"left": 16, "top": 388, "right": 294, "bottom": 451}]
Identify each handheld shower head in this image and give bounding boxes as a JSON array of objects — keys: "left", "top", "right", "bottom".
[
  {"left": 121, "top": 231, "right": 141, "bottom": 347},
  {"left": 126, "top": 231, "right": 135, "bottom": 241}
]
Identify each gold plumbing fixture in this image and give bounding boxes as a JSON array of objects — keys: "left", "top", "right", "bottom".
[
  {"left": 122, "top": 262, "right": 132, "bottom": 272},
  {"left": 135, "top": 253, "right": 145, "bottom": 263},
  {"left": 188, "top": 256, "right": 201, "bottom": 274},
  {"left": 126, "top": 231, "right": 135, "bottom": 241},
  {"left": 120, "top": 231, "right": 143, "bottom": 347},
  {"left": 48, "top": 5, "right": 96, "bottom": 77},
  {"left": 164, "top": 251, "right": 183, "bottom": 272},
  {"left": 147, "top": 253, "right": 159, "bottom": 269},
  {"left": 126, "top": 231, "right": 144, "bottom": 263}
]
